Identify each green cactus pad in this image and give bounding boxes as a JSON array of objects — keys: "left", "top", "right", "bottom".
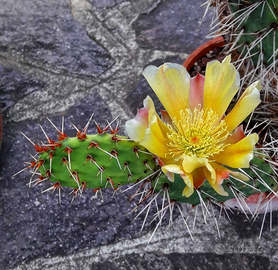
[{"left": 37, "top": 133, "right": 160, "bottom": 191}]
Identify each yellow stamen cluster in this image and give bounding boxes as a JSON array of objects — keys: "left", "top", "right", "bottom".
[{"left": 167, "top": 107, "right": 230, "bottom": 159}]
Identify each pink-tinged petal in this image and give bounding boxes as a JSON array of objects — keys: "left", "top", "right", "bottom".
[
  {"left": 165, "top": 171, "right": 175, "bottom": 182},
  {"left": 143, "top": 63, "right": 190, "bottom": 119},
  {"left": 225, "top": 192, "right": 278, "bottom": 214},
  {"left": 224, "top": 80, "right": 262, "bottom": 133},
  {"left": 125, "top": 96, "right": 155, "bottom": 142},
  {"left": 189, "top": 73, "right": 205, "bottom": 110},
  {"left": 157, "top": 158, "right": 165, "bottom": 167},
  {"left": 160, "top": 109, "right": 172, "bottom": 125},
  {"left": 223, "top": 125, "right": 246, "bottom": 144},
  {"left": 203, "top": 55, "right": 240, "bottom": 119},
  {"left": 214, "top": 133, "right": 259, "bottom": 168},
  {"left": 203, "top": 163, "right": 229, "bottom": 196}
]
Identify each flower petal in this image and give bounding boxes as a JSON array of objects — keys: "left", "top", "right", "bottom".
[
  {"left": 162, "top": 164, "right": 195, "bottom": 197},
  {"left": 180, "top": 156, "right": 228, "bottom": 197},
  {"left": 140, "top": 109, "right": 170, "bottom": 157},
  {"left": 181, "top": 173, "right": 194, "bottom": 197},
  {"left": 190, "top": 167, "right": 206, "bottom": 189},
  {"left": 181, "top": 155, "right": 210, "bottom": 174},
  {"left": 125, "top": 95, "right": 171, "bottom": 159},
  {"left": 143, "top": 63, "right": 190, "bottom": 119},
  {"left": 224, "top": 80, "right": 262, "bottom": 133},
  {"left": 203, "top": 163, "right": 229, "bottom": 196},
  {"left": 203, "top": 55, "right": 240, "bottom": 119},
  {"left": 162, "top": 164, "right": 182, "bottom": 182},
  {"left": 214, "top": 133, "right": 259, "bottom": 168},
  {"left": 125, "top": 96, "right": 154, "bottom": 142},
  {"left": 189, "top": 73, "right": 205, "bottom": 110},
  {"left": 181, "top": 155, "right": 214, "bottom": 190},
  {"left": 223, "top": 125, "right": 246, "bottom": 144},
  {"left": 160, "top": 109, "right": 172, "bottom": 125}
]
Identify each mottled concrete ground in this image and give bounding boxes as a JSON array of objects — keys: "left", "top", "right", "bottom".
[{"left": 0, "top": 0, "right": 277, "bottom": 269}]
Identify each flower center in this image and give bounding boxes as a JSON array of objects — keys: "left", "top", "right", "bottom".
[{"left": 166, "top": 107, "right": 230, "bottom": 159}]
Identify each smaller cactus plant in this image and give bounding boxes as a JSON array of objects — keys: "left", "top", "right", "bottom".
[
  {"left": 205, "top": 0, "right": 277, "bottom": 68},
  {"left": 19, "top": 56, "right": 278, "bottom": 240},
  {"left": 222, "top": 0, "right": 277, "bottom": 68}
]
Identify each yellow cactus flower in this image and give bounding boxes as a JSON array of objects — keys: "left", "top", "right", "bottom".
[{"left": 125, "top": 56, "right": 262, "bottom": 198}]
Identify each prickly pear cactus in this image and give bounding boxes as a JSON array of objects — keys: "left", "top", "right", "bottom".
[
  {"left": 19, "top": 114, "right": 278, "bottom": 242},
  {"left": 39, "top": 133, "right": 159, "bottom": 189},
  {"left": 227, "top": 0, "right": 278, "bottom": 67},
  {"left": 23, "top": 117, "right": 276, "bottom": 208},
  {"left": 19, "top": 52, "right": 278, "bottom": 240}
]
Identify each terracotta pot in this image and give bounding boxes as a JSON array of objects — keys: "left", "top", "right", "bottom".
[
  {"left": 0, "top": 108, "right": 2, "bottom": 149},
  {"left": 183, "top": 36, "right": 226, "bottom": 71}
]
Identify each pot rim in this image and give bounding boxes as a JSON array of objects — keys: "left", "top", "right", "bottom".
[{"left": 183, "top": 36, "right": 226, "bottom": 71}]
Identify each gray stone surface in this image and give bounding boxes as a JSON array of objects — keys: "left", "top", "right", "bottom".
[
  {"left": 133, "top": 0, "right": 212, "bottom": 53},
  {"left": 0, "top": 65, "right": 45, "bottom": 113},
  {"left": 0, "top": 0, "right": 114, "bottom": 76},
  {"left": 0, "top": 0, "right": 277, "bottom": 270},
  {"left": 87, "top": 0, "right": 128, "bottom": 10},
  {"left": 92, "top": 252, "right": 270, "bottom": 270}
]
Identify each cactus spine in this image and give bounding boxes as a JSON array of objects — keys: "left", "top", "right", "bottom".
[
  {"left": 206, "top": 0, "right": 277, "bottom": 69},
  {"left": 226, "top": 0, "right": 278, "bottom": 68}
]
